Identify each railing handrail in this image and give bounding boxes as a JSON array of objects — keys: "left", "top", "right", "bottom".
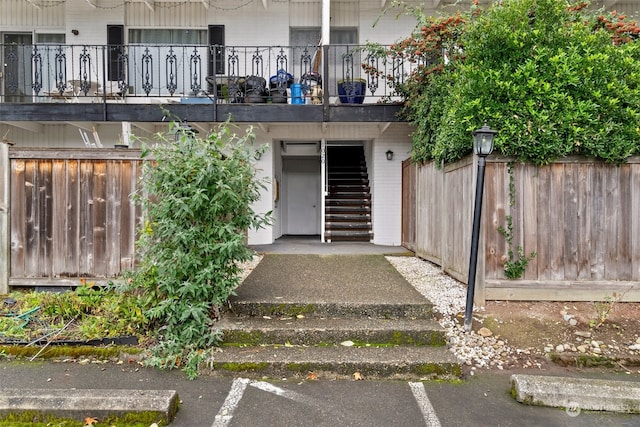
[{"left": 1, "top": 42, "right": 418, "bottom": 104}]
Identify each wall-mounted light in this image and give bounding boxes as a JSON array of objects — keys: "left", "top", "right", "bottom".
[
  {"left": 71, "top": 29, "right": 79, "bottom": 36},
  {"left": 386, "top": 150, "right": 394, "bottom": 161}
]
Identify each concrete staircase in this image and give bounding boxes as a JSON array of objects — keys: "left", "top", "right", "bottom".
[
  {"left": 324, "top": 146, "right": 373, "bottom": 242},
  {"left": 208, "top": 254, "right": 461, "bottom": 380}
]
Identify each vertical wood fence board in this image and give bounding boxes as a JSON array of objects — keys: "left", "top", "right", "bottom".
[
  {"left": 39, "top": 160, "right": 53, "bottom": 277},
  {"left": 576, "top": 164, "right": 592, "bottom": 280},
  {"left": 487, "top": 162, "right": 508, "bottom": 280},
  {"left": 119, "top": 160, "right": 135, "bottom": 270},
  {"left": 536, "top": 166, "right": 550, "bottom": 280},
  {"left": 401, "top": 159, "right": 416, "bottom": 250},
  {"left": 521, "top": 164, "right": 538, "bottom": 280},
  {"left": 79, "top": 161, "right": 94, "bottom": 276},
  {"left": 563, "top": 164, "right": 578, "bottom": 281},
  {"left": 92, "top": 161, "right": 108, "bottom": 277},
  {"left": 604, "top": 165, "right": 619, "bottom": 280},
  {"left": 483, "top": 163, "right": 498, "bottom": 279},
  {"left": 24, "top": 160, "right": 39, "bottom": 277},
  {"left": 10, "top": 160, "right": 26, "bottom": 277},
  {"left": 105, "top": 160, "right": 123, "bottom": 277},
  {"left": 549, "top": 163, "right": 565, "bottom": 280},
  {"left": 617, "top": 164, "right": 632, "bottom": 281},
  {"left": 51, "top": 160, "right": 67, "bottom": 277},
  {"left": 632, "top": 163, "right": 640, "bottom": 280},
  {"left": 591, "top": 165, "right": 606, "bottom": 280},
  {"left": 65, "top": 159, "right": 80, "bottom": 276}
]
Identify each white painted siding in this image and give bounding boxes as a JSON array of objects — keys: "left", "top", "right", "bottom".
[
  {"left": 290, "top": 1, "right": 321, "bottom": 27},
  {"left": 370, "top": 124, "right": 411, "bottom": 246},
  {"left": 0, "top": 0, "right": 65, "bottom": 29},
  {"left": 247, "top": 133, "right": 275, "bottom": 245},
  {"left": 65, "top": 0, "right": 123, "bottom": 45}
]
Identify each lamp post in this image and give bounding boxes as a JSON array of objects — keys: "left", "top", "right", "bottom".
[{"left": 464, "top": 123, "right": 497, "bottom": 333}]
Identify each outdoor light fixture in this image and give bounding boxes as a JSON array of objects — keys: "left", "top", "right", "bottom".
[
  {"left": 473, "top": 123, "right": 497, "bottom": 156},
  {"left": 464, "top": 123, "right": 497, "bottom": 333},
  {"left": 386, "top": 150, "right": 394, "bottom": 161}
]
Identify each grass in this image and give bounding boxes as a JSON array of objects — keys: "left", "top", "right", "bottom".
[{"left": 0, "top": 282, "right": 149, "bottom": 347}]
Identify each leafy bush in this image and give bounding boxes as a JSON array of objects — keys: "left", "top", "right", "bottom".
[
  {"left": 371, "top": 0, "right": 640, "bottom": 165},
  {"left": 133, "top": 121, "right": 270, "bottom": 378}
]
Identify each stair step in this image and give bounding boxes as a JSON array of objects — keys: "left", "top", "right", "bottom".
[
  {"left": 325, "top": 223, "right": 372, "bottom": 230},
  {"left": 219, "top": 317, "right": 447, "bottom": 346},
  {"left": 205, "top": 345, "right": 461, "bottom": 380},
  {"left": 326, "top": 199, "right": 371, "bottom": 207},
  {"left": 227, "top": 301, "right": 433, "bottom": 319},
  {"left": 324, "top": 232, "right": 374, "bottom": 242},
  {"left": 328, "top": 179, "right": 370, "bottom": 185},
  {"left": 326, "top": 193, "right": 371, "bottom": 199},
  {"left": 328, "top": 186, "right": 371, "bottom": 193},
  {"left": 326, "top": 206, "right": 371, "bottom": 213},
  {"left": 325, "top": 214, "right": 371, "bottom": 222}
]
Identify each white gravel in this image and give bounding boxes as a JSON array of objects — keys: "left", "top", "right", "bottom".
[{"left": 386, "top": 256, "right": 518, "bottom": 371}]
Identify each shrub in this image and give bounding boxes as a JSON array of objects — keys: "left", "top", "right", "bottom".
[
  {"left": 371, "top": 0, "right": 640, "bottom": 165},
  {"left": 133, "top": 121, "right": 270, "bottom": 378}
]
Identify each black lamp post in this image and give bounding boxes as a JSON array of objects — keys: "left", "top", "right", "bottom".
[{"left": 463, "top": 123, "right": 497, "bottom": 333}]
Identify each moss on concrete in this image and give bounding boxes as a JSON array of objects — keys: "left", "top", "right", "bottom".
[
  {"left": 0, "top": 345, "right": 140, "bottom": 360},
  {"left": 0, "top": 409, "right": 169, "bottom": 426}
]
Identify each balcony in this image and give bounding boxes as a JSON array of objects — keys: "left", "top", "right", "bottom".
[{"left": 0, "top": 43, "right": 420, "bottom": 123}]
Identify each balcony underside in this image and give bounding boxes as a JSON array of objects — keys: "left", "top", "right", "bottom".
[{"left": 0, "top": 103, "right": 403, "bottom": 123}]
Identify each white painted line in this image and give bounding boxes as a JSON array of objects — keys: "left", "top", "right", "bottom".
[
  {"left": 409, "top": 381, "right": 442, "bottom": 427},
  {"left": 212, "top": 378, "right": 251, "bottom": 427},
  {"left": 249, "top": 380, "right": 316, "bottom": 405}
]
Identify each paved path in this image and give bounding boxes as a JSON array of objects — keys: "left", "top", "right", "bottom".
[{"left": 1, "top": 361, "right": 638, "bottom": 426}]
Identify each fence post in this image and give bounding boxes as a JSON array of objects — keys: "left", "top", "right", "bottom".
[{"left": 0, "top": 138, "right": 11, "bottom": 294}]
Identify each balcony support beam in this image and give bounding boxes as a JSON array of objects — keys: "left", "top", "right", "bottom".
[{"left": 0, "top": 121, "right": 43, "bottom": 134}]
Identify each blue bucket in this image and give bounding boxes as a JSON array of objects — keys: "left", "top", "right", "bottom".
[{"left": 290, "top": 83, "right": 304, "bottom": 104}]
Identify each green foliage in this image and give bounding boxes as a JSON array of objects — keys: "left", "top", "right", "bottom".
[
  {"left": 0, "top": 285, "right": 148, "bottom": 342},
  {"left": 373, "top": 0, "right": 640, "bottom": 165},
  {"left": 132, "top": 120, "right": 270, "bottom": 379}
]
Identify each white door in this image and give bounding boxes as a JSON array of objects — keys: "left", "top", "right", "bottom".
[{"left": 283, "top": 158, "right": 320, "bottom": 235}]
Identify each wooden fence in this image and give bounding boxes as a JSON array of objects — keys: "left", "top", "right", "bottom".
[
  {"left": 0, "top": 147, "right": 143, "bottom": 292},
  {"left": 402, "top": 155, "right": 640, "bottom": 303}
]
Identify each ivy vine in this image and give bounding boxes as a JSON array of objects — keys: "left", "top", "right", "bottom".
[{"left": 497, "top": 163, "right": 537, "bottom": 279}]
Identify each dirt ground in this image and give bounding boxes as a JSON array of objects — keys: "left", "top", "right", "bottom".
[{"left": 478, "top": 300, "right": 640, "bottom": 373}]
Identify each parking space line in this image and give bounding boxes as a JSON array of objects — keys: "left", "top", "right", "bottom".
[
  {"left": 212, "top": 378, "right": 250, "bottom": 427},
  {"left": 409, "top": 381, "right": 442, "bottom": 427}
]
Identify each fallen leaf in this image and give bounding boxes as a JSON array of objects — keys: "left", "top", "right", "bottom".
[
  {"left": 296, "top": 314, "right": 305, "bottom": 319},
  {"left": 307, "top": 371, "right": 317, "bottom": 380},
  {"left": 341, "top": 340, "right": 354, "bottom": 347},
  {"left": 353, "top": 372, "right": 363, "bottom": 380},
  {"left": 84, "top": 417, "right": 98, "bottom": 426}
]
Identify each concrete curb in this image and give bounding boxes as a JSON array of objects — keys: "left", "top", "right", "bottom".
[
  {"left": 511, "top": 374, "right": 640, "bottom": 414},
  {"left": 0, "top": 388, "right": 179, "bottom": 424}
]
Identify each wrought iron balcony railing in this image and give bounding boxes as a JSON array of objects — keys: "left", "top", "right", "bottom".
[{"left": 1, "top": 43, "right": 420, "bottom": 106}]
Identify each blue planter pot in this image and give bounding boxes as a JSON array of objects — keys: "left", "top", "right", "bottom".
[{"left": 337, "top": 78, "right": 366, "bottom": 104}]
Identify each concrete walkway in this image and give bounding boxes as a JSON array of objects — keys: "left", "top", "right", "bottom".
[{"left": 249, "top": 235, "right": 413, "bottom": 256}]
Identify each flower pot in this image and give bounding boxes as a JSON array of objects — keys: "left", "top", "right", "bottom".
[
  {"left": 337, "top": 78, "right": 366, "bottom": 104},
  {"left": 290, "top": 83, "right": 304, "bottom": 104}
]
